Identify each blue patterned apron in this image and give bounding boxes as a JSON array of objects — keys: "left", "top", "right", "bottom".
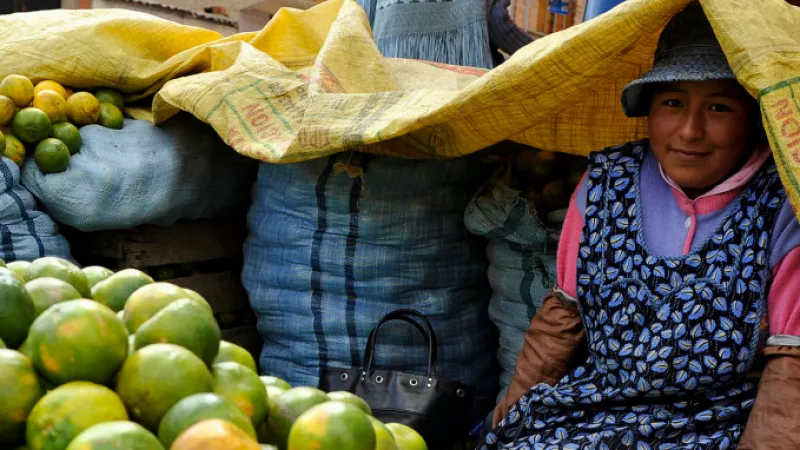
[{"left": 481, "top": 141, "right": 786, "bottom": 450}]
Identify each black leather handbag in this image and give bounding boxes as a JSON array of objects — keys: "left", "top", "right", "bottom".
[{"left": 320, "top": 309, "right": 474, "bottom": 448}]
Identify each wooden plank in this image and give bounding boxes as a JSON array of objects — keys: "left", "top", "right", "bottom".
[
  {"left": 221, "top": 325, "right": 263, "bottom": 369},
  {"left": 123, "top": 242, "right": 240, "bottom": 267},
  {"left": 169, "top": 272, "right": 250, "bottom": 314},
  {"left": 124, "top": 219, "right": 246, "bottom": 244},
  {"left": 535, "top": 0, "right": 548, "bottom": 34},
  {"left": 121, "top": 219, "right": 246, "bottom": 267},
  {"left": 62, "top": 227, "right": 126, "bottom": 259},
  {"left": 573, "top": 0, "right": 587, "bottom": 24},
  {"left": 64, "top": 217, "right": 247, "bottom": 264}
]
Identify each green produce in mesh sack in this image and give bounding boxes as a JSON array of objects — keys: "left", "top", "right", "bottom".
[
  {"left": 20, "top": 113, "right": 257, "bottom": 232},
  {"left": 464, "top": 144, "right": 586, "bottom": 401}
]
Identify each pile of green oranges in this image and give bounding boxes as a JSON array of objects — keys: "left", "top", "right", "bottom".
[{"left": 0, "top": 74, "right": 125, "bottom": 174}]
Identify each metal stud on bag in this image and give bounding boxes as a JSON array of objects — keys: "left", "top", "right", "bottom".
[
  {"left": 375, "top": 375, "right": 384, "bottom": 384},
  {"left": 340, "top": 373, "right": 348, "bottom": 381},
  {"left": 409, "top": 378, "right": 419, "bottom": 387},
  {"left": 456, "top": 388, "right": 465, "bottom": 398}
]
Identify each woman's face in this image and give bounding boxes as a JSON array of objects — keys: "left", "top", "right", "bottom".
[{"left": 648, "top": 80, "right": 758, "bottom": 198}]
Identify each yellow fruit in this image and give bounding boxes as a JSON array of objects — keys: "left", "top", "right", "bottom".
[
  {"left": 66, "top": 92, "right": 100, "bottom": 126},
  {"left": 98, "top": 102, "right": 123, "bottom": 130},
  {"left": 34, "top": 138, "right": 70, "bottom": 174},
  {"left": 32, "top": 90, "right": 67, "bottom": 124},
  {"left": 0, "top": 96, "right": 16, "bottom": 126},
  {"left": 0, "top": 75, "right": 34, "bottom": 108},
  {"left": 33, "top": 81, "right": 67, "bottom": 100},
  {"left": 3, "top": 135, "right": 25, "bottom": 167}
]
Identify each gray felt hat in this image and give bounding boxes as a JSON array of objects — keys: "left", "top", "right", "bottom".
[{"left": 620, "top": 2, "right": 735, "bottom": 118}]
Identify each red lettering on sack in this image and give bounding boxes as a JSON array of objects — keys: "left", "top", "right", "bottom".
[
  {"left": 227, "top": 126, "right": 245, "bottom": 148},
  {"left": 770, "top": 94, "right": 800, "bottom": 164},
  {"left": 773, "top": 98, "right": 791, "bottom": 120},
  {"left": 251, "top": 113, "right": 269, "bottom": 128},
  {"left": 297, "top": 128, "right": 332, "bottom": 149},
  {"left": 782, "top": 118, "right": 800, "bottom": 139}
]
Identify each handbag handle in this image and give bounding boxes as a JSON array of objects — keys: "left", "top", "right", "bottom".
[{"left": 363, "top": 309, "right": 438, "bottom": 379}]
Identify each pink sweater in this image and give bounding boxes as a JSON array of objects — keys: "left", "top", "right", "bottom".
[{"left": 557, "top": 146, "right": 800, "bottom": 340}]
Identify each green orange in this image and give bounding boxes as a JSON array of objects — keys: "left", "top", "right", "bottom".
[
  {"left": 6, "top": 261, "right": 31, "bottom": 282},
  {"left": 133, "top": 299, "right": 220, "bottom": 365},
  {"left": 215, "top": 341, "right": 257, "bottom": 373},
  {"left": 33, "top": 138, "right": 70, "bottom": 174},
  {"left": 81, "top": 266, "right": 114, "bottom": 289},
  {"left": 51, "top": 122, "right": 81, "bottom": 155},
  {"left": 123, "top": 282, "right": 195, "bottom": 333},
  {"left": 385, "top": 423, "right": 428, "bottom": 450},
  {"left": 368, "top": 416, "right": 399, "bottom": 450},
  {"left": 180, "top": 288, "right": 213, "bottom": 314},
  {"left": 115, "top": 343, "right": 213, "bottom": 431},
  {"left": 24, "top": 277, "right": 82, "bottom": 317},
  {"left": 327, "top": 391, "right": 371, "bottom": 415},
  {"left": 266, "top": 387, "right": 329, "bottom": 449},
  {"left": 157, "top": 393, "right": 257, "bottom": 448},
  {"left": 0, "top": 350, "right": 43, "bottom": 444},
  {"left": 94, "top": 89, "right": 124, "bottom": 110},
  {"left": 13, "top": 107, "right": 51, "bottom": 145},
  {"left": 212, "top": 362, "right": 268, "bottom": 427},
  {"left": 64, "top": 421, "right": 164, "bottom": 450},
  {"left": 98, "top": 103, "right": 123, "bottom": 130},
  {"left": 28, "top": 299, "right": 127, "bottom": 386},
  {"left": 259, "top": 376, "right": 291, "bottom": 392},
  {"left": 0, "top": 268, "right": 35, "bottom": 349},
  {"left": 25, "top": 257, "right": 91, "bottom": 297},
  {"left": 91, "top": 269, "right": 153, "bottom": 312},
  {"left": 287, "top": 402, "right": 375, "bottom": 450},
  {"left": 26, "top": 382, "right": 128, "bottom": 450}
]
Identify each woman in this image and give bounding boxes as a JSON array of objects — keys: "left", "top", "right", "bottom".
[
  {"left": 485, "top": 3, "right": 800, "bottom": 449},
  {"left": 356, "top": 0, "right": 533, "bottom": 69}
]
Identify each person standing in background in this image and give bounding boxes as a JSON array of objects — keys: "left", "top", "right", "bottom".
[{"left": 357, "top": 0, "right": 533, "bottom": 68}]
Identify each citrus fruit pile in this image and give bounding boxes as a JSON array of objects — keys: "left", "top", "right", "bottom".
[
  {"left": 512, "top": 148, "right": 588, "bottom": 222},
  {"left": 0, "top": 74, "right": 126, "bottom": 174},
  {"left": 0, "top": 256, "right": 428, "bottom": 450}
]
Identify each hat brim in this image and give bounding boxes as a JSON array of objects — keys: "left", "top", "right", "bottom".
[{"left": 621, "top": 54, "right": 736, "bottom": 118}]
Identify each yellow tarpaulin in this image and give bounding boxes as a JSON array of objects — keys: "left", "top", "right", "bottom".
[{"left": 0, "top": 0, "right": 800, "bottom": 209}]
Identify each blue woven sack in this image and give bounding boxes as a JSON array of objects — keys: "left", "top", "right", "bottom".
[
  {"left": 464, "top": 173, "right": 558, "bottom": 402},
  {"left": 243, "top": 152, "right": 498, "bottom": 418},
  {"left": 21, "top": 114, "right": 256, "bottom": 232},
  {"left": 0, "top": 156, "right": 71, "bottom": 262}
]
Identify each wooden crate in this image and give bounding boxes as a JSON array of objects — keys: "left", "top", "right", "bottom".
[{"left": 62, "top": 217, "right": 263, "bottom": 368}]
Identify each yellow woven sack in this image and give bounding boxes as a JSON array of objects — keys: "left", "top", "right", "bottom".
[{"left": 1, "top": 0, "right": 800, "bottom": 211}]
